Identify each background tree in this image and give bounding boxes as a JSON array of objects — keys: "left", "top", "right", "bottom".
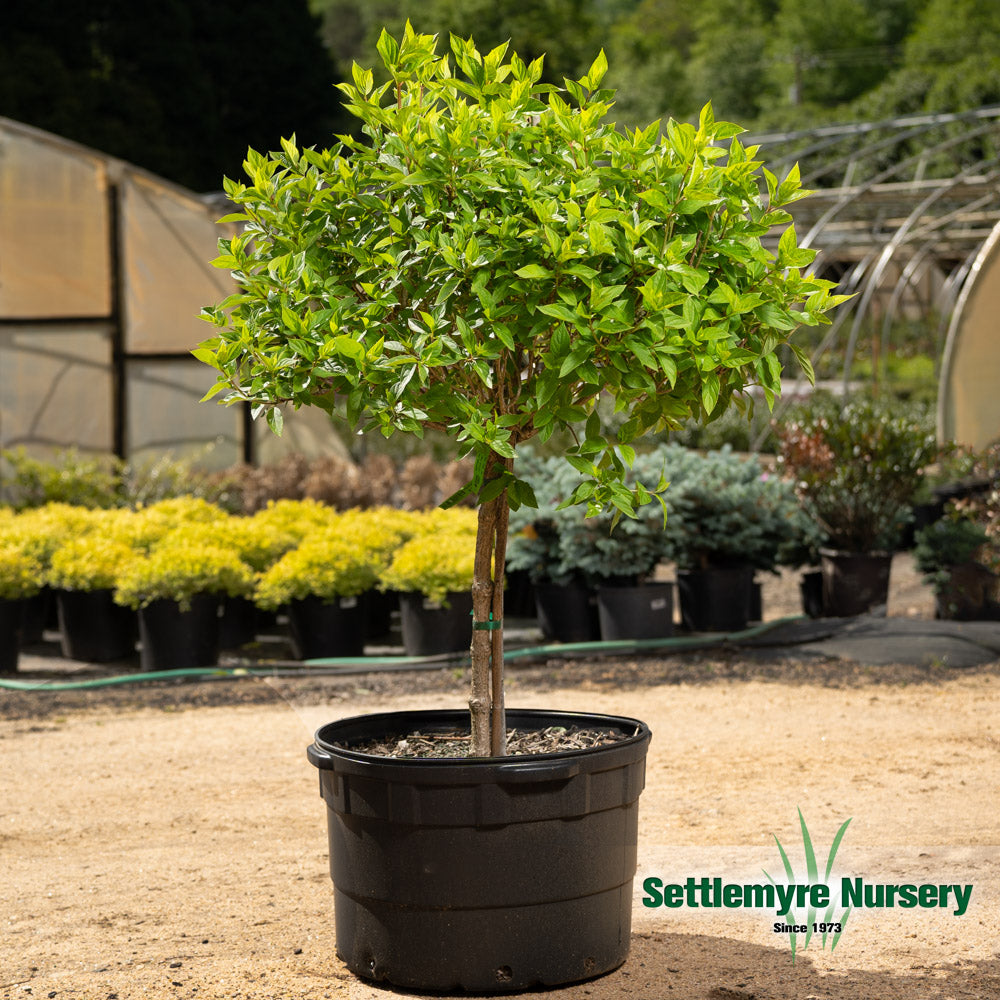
[
  {"left": 685, "top": 0, "right": 776, "bottom": 123},
  {"left": 602, "top": 0, "right": 696, "bottom": 125},
  {"left": 314, "top": 0, "right": 601, "bottom": 88},
  {"left": 854, "top": 0, "right": 1000, "bottom": 119},
  {"left": 0, "top": 0, "right": 347, "bottom": 191}
]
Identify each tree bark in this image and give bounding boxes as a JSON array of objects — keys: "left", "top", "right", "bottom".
[
  {"left": 469, "top": 455, "right": 512, "bottom": 757},
  {"left": 489, "top": 495, "right": 510, "bottom": 755}
]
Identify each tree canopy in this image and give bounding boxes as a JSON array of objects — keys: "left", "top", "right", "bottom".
[{"left": 198, "top": 26, "right": 847, "bottom": 753}]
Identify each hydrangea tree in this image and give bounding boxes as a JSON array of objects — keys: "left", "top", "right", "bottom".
[{"left": 198, "top": 24, "right": 846, "bottom": 755}]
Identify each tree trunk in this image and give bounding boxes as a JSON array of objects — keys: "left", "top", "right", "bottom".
[{"left": 469, "top": 456, "right": 512, "bottom": 756}]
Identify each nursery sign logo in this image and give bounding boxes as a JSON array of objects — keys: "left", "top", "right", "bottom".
[{"left": 642, "top": 811, "right": 975, "bottom": 961}]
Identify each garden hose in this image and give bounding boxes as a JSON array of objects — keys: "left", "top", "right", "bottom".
[{"left": 0, "top": 615, "right": 806, "bottom": 692}]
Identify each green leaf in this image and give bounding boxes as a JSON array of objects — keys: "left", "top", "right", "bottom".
[
  {"left": 509, "top": 477, "right": 538, "bottom": 509},
  {"left": 190, "top": 347, "right": 220, "bottom": 369},
  {"left": 198, "top": 382, "right": 226, "bottom": 403},
  {"left": 588, "top": 220, "right": 612, "bottom": 254},
  {"left": 788, "top": 342, "right": 815, "bottom": 385},
  {"left": 440, "top": 480, "right": 476, "bottom": 509},
  {"left": 331, "top": 335, "right": 366, "bottom": 363},
  {"left": 265, "top": 407, "right": 284, "bottom": 436},
  {"left": 583, "top": 49, "right": 608, "bottom": 90},
  {"left": 566, "top": 455, "right": 599, "bottom": 477},
  {"left": 558, "top": 348, "right": 589, "bottom": 379},
  {"left": 538, "top": 302, "right": 578, "bottom": 325},
  {"left": 701, "top": 371, "right": 721, "bottom": 414},
  {"left": 515, "top": 264, "right": 552, "bottom": 279},
  {"left": 479, "top": 472, "right": 512, "bottom": 503},
  {"left": 776, "top": 163, "right": 808, "bottom": 206},
  {"left": 638, "top": 188, "right": 674, "bottom": 216},
  {"left": 755, "top": 303, "right": 799, "bottom": 331}
]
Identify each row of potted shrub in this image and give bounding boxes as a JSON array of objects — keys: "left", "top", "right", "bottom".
[
  {"left": 507, "top": 403, "right": 999, "bottom": 630},
  {"left": 0, "top": 499, "right": 481, "bottom": 671},
  {"left": 2, "top": 442, "right": 820, "bottom": 674},
  {"left": 507, "top": 443, "right": 821, "bottom": 639},
  {"left": 3, "top": 404, "right": 998, "bottom": 673}
]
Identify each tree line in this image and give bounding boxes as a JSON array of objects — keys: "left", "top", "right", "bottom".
[{"left": 1, "top": 0, "right": 996, "bottom": 192}]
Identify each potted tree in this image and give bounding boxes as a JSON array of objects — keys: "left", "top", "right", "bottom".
[
  {"left": 777, "top": 395, "right": 937, "bottom": 616},
  {"left": 197, "top": 26, "right": 845, "bottom": 992}
]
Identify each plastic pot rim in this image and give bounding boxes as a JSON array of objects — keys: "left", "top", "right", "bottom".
[{"left": 308, "top": 707, "right": 651, "bottom": 780}]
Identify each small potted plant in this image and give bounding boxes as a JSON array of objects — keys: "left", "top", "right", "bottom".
[
  {"left": 508, "top": 452, "right": 671, "bottom": 641},
  {"left": 114, "top": 538, "right": 255, "bottom": 671},
  {"left": 0, "top": 517, "right": 44, "bottom": 672},
  {"left": 664, "top": 445, "right": 819, "bottom": 631},
  {"left": 913, "top": 512, "right": 998, "bottom": 620},
  {"left": 5, "top": 503, "right": 97, "bottom": 642},
  {"left": 777, "top": 395, "right": 937, "bottom": 616},
  {"left": 46, "top": 514, "right": 139, "bottom": 662},
  {"left": 378, "top": 522, "right": 478, "bottom": 656},
  {"left": 198, "top": 26, "right": 845, "bottom": 992},
  {"left": 255, "top": 523, "right": 384, "bottom": 659}
]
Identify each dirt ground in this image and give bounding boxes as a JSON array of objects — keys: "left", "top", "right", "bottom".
[{"left": 2, "top": 556, "right": 999, "bottom": 1000}]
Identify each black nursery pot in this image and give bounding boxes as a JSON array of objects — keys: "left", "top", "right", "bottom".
[
  {"left": 0, "top": 597, "right": 22, "bottom": 673},
  {"left": 286, "top": 593, "right": 368, "bottom": 659},
  {"left": 820, "top": 549, "right": 892, "bottom": 617},
  {"left": 596, "top": 582, "right": 674, "bottom": 641},
  {"left": 138, "top": 595, "right": 220, "bottom": 671},
  {"left": 533, "top": 580, "right": 600, "bottom": 642},
  {"left": 799, "top": 569, "right": 825, "bottom": 618},
  {"left": 676, "top": 565, "right": 754, "bottom": 632},
  {"left": 397, "top": 591, "right": 473, "bottom": 656},
  {"left": 307, "top": 708, "right": 652, "bottom": 993},
  {"left": 56, "top": 588, "right": 137, "bottom": 662}
]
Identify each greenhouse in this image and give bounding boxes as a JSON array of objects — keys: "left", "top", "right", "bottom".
[{"left": 0, "top": 116, "right": 340, "bottom": 469}]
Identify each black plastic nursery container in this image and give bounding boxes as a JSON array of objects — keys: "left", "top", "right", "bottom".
[
  {"left": 397, "top": 591, "right": 473, "bottom": 656},
  {"left": 533, "top": 581, "right": 600, "bottom": 642},
  {"left": 56, "top": 588, "right": 137, "bottom": 662},
  {"left": 596, "top": 582, "right": 674, "bottom": 640},
  {"left": 137, "top": 595, "right": 220, "bottom": 671},
  {"left": 307, "top": 708, "right": 651, "bottom": 993},
  {"left": 286, "top": 593, "right": 368, "bottom": 659},
  {"left": 0, "top": 597, "right": 21, "bottom": 673},
  {"left": 820, "top": 549, "right": 892, "bottom": 617},
  {"left": 676, "top": 565, "right": 754, "bottom": 632}
]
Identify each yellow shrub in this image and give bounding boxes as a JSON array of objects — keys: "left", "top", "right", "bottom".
[
  {"left": 128, "top": 497, "right": 229, "bottom": 551},
  {"left": 114, "top": 540, "right": 255, "bottom": 610},
  {"left": 0, "top": 536, "right": 43, "bottom": 600},
  {"left": 255, "top": 527, "right": 380, "bottom": 609},
  {"left": 47, "top": 535, "right": 138, "bottom": 592},
  {"left": 378, "top": 531, "right": 476, "bottom": 606}
]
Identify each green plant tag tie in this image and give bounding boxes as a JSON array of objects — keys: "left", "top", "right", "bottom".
[{"left": 471, "top": 612, "right": 502, "bottom": 631}]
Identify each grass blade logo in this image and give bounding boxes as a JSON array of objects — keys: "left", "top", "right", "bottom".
[{"left": 764, "top": 810, "right": 852, "bottom": 963}]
